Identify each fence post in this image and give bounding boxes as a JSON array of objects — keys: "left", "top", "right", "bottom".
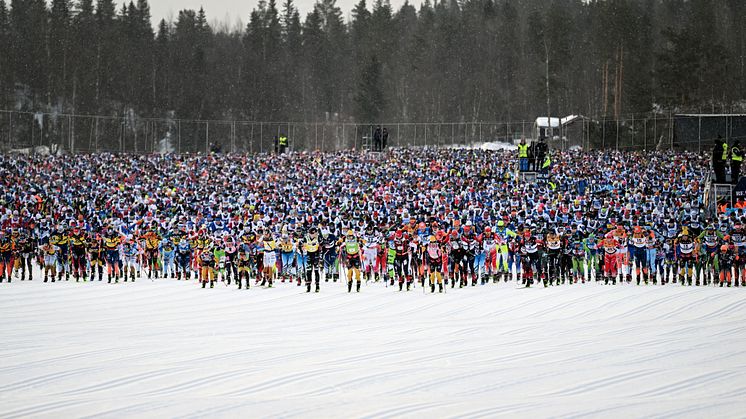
[
  {"left": 67, "top": 115, "right": 72, "bottom": 154},
  {"left": 249, "top": 123, "right": 254, "bottom": 153},
  {"left": 8, "top": 111, "right": 12, "bottom": 149},
  {"left": 451, "top": 123, "right": 454, "bottom": 147},
  {"left": 397, "top": 123, "right": 400, "bottom": 148},
  {"left": 94, "top": 117, "right": 99, "bottom": 153},
  {"left": 602, "top": 119, "right": 606, "bottom": 149},
  {"left": 29, "top": 113, "right": 33, "bottom": 152},
  {"left": 616, "top": 118, "right": 620, "bottom": 150},
  {"left": 669, "top": 111, "right": 673, "bottom": 150},
  {"left": 698, "top": 115, "right": 702, "bottom": 153},
  {"left": 177, "top": 120, "right": 181, "bottom": 154}
]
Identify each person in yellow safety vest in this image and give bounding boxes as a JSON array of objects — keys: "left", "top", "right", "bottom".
[
  {"left": 518, "top": 138, "right": 529, "bottom": 172},
  {"left": 722, "top": 141, "right": 729, "bottom": 163},
  {"left": 278, "top": 135, "right": 288, "bottom": 154},
  {"left": 732, "top": 140, "right": 743, "bottom": 184},
  {"left": 541, "top": 153, "right": 551, "bottom": 174}
]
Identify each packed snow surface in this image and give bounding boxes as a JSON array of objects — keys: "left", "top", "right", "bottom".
[{"left": 2, "top": 279, "right": 746, "bottom": 418}]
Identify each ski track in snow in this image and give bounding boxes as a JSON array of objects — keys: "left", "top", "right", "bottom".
[{"left": 1, "top": 273, "right": 746, "bottom": 418}]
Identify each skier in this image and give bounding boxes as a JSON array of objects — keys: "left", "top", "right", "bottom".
[
  {"left": 160, "top": 237, "right": 176, "bottom": 279},
  {"left": 481, "top": 226, "right": 498, "bottom": 284},
  {"left": 362, "top": 225, "right": 380, "bottom": 283},
  {"left": 697, "top": 225, "right": 723, "bottom": 286},
  {"left": 544, "top": 231, "right": 563, "bottom": 286},
  {"left": 342, "top": 230, "right": 363, "bottom": 292},
  {"left": 302, "top": 227, "right": 322, "bottom": 293},
  {"left": 321, "top": 229, "right": 339, "bottom": 282},
  {"left": 393, "top": 230, "right": 412, "bottom": 291},
  {"left": 675, "top": 228, "right": 697, "bottom": 286},
  {"left": 602, "top": 233, "right": 620, "bottom": 285},
  {"left": 39, "top": 241, "right": 60, "bottom": 282},
  {"left": 50, "top": 226, "right": 70, "bottom": 281},
  {"left": 141, "top": 227, "right": 161, "bottom": 279},
  {"left": 103, "top": 228, "right": 122, "bottom": 283},
  {"left": 69, "top": 226, "right": 88, "bottom": 282},
  {"left": 495, "top": 220, "right": 520, "bottom": 282},
  {"left": 16, "top": 229, "right": 35, "bottom": 281},
  {"left": 121, "top": 237, "right": 139, "bottom": 282},
  {"left": 424, "top": 235, "right": 445, "bottom": 293},
  {"left": 713, "top": 244, "right": 736, "bottom": 287},
  {"left": 200, "top": 242, "right": 216, "bottom": 288},
  {"left": 176, "top": 237, "right": 193, "bottom": 280},
  {"left": 236, "top": 248, "right": 252, "bottom": 289},
  {"left": 630, "top": 226, "right": 648, "bottom": 284},
  {"left": 260, "top": 230, "right": 277, "bottom": 287},
  {"left": 88, "top": 234, "right": 105, "bottom": 281}
]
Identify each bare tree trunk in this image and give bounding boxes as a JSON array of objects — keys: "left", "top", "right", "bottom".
[
  {"left": 602, "top": 60, "right": 609, "bottom": 117},
  {"left": 544, "top": 38, "right": 551, "bottom": 131}
]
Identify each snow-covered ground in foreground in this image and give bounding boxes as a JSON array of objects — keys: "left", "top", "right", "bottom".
[{"left": 2, "top": 278, "right": 746, "bottom": 418}]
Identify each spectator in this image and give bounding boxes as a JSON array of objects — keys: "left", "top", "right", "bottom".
[
  {"left": 373, "top": 126, "right": 382, "bottom": 152},
  {"left": 278, "top": 134, "right": 288, "bottom": 154},
  {"left": 535, "top": 137, "right": 548, "bottom": 173},
  {"left": 731, "top": 140, "right": 742, "bottom": 184},
  {"left": 518, "top": 138, "right": 529, "bottom": 172},
  {"left": 382, "top": 128, "right": 389, "bottom": 150},
  {"left": 713, "top": 136, "right": 726, "bottom": 183}
]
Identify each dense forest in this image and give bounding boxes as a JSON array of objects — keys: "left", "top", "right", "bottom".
[{"left": 0, "top": 0, "right": 744, "bottom": 124}]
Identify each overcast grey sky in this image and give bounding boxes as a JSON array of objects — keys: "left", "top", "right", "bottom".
[{"left": 148, "top": 0, "right": 408, "bottom": 28}]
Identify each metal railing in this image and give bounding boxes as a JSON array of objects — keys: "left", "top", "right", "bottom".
[{"left": 0, "top": 109, "right": 739, "bottom": 154}]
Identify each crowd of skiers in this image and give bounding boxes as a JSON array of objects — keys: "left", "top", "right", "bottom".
[{"left": 0, "top": 148, "right": 742, "bottom": 293}]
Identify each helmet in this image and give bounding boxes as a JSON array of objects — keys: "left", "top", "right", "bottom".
[
  {"left": 497, "top": 220, "right": 505, "bottom": 228},
  {"left": 429, "top": 235, "right": 436, "bottom": 243},
  {"left": 484, "top": 227, "right": 492, "bottom": 233},
  {"left": 721, "top": 244, "right": 729, "bottom": 252},
  {"left": 346, "top": 230, "right": 354, "bottom": 237}
]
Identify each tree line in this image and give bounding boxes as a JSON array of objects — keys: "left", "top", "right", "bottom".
[{"left": 0, "top": 0, "right": 743, "bottom": 125}]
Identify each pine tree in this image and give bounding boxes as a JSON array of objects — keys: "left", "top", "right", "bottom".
[
  {"left": 94, "top": 0, "right": 118, "bottom": 111},
  {"left": 48, "top": 0, "right": 73, "bottom": 108},
  {"left": 354, "top": 55, "right": 384, "bottom": 122},
  {"left": 0, "top": 0, "right": 9, "bottom": 107},
  {"left": 10, "top": 0, "right": 48, "bottom": 103},
  {"left": 72, "top": 0, "right": 97, "bottom": 113},
  {"left": 153, "top": 19, "right": 170, "bottom": 114}
]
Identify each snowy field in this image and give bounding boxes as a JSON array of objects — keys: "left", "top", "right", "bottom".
[{"left": 2, "top": 276, "right": 746, "bottom": 418}]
